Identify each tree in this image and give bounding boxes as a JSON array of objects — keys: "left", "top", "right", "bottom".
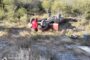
[
  {"left": 51, "top": 0, "right": 65, "bottom": 13},
  {"left": 17, "top": 7, "right": 26, "bottom": 17},
  {"left": 42, "top": 0, "right": 53, "bottom": 16},
  {"left": 2, "top": 0, "right": 14, "bottom": 5}
]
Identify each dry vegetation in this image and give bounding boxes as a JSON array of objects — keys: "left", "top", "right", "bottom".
[
  {"left": 0, "top": 19, "right": 90, "bottom": 60},
  {"left": 0, "top": 18, "right": 90, "bottom": 38},
  {"left": 0, "top": 0, "right": 90, "bottom": 60}
]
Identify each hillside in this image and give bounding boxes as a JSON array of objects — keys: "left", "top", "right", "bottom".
[{"left": 0, "top": 0, "right": 90, "bottom": 60}]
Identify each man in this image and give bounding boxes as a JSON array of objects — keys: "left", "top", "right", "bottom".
[
  {"left": 41, "top": 19, "right": 49, "bottom": 31},
  {"left": 56, "top": 13, "right": 64, "bottom": 23},
  {"left": 31, "top": 18, "right": 38, "bottom": 31}
]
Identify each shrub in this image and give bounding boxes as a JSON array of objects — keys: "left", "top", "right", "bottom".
[
  {"left": 17, "top": 7, "right": 27, "bottom": 17},
  {"left": 0, "top": 9, "right": 4, "bottom": 20},
  {"left": 3, "top": 0, "right": 14, "bottom": 5},
  {"left": 85, "top": 14, "right": 90, "bottom": 20},
  {"left": 85, "top": 11, "right": 90, "bottom": 20}
]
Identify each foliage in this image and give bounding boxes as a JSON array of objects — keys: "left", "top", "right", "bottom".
[
  {"left": 0, "top": 0, "right": 90, "bottom": 21},
  {"left": 0, "top": 9, "right": 4, "bottom": 20},
  {"left": 17, "top": 0, "right": 32, "bottom": 4},
  {"left": 17, "top": 7, "right": 27, "bottom": 17},
  {"left": 71, "top": 0, "right": 90, "bottom": 17},
  {"left": 42, "top": 0, "right": 51, "bottom": 10},
  {"left": 2, "top": 0, "right": 14, "bottom": 5},
  {"left": 51, "top": 0, "right": 64, "bottom": 13},
  {"left": 85, "top": 11, "right": 90, "bottom": 20}
]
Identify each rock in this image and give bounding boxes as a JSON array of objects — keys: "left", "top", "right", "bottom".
[{"left": 77, "top": 46, "right": 90, "bottom": 56}]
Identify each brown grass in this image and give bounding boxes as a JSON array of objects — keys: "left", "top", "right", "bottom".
[{"left": 0, "top": 31, "right": 8, "bottom": 37}]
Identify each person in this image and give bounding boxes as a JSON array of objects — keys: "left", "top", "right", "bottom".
[
  {"left": 27, "top": 18, "right": 34, "bottom": 28},
  {"left": 56, "top": 13, "right": 63, "bottom": 23},
  {"left": 41, "top": 19, "right": 49, "bottom": 31},
  {"left": 31, "top": 18, "right": 38, "bottom": 31}
]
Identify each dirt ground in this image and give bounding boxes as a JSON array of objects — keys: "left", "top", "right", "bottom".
[{"left": 0, "top": 28, "right": 90, "bottom": 60}]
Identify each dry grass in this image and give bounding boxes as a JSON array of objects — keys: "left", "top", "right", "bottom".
[
  {"left": 31, "top": 14, "right": 48, "bottom": 19},
  {"left": 0, "top": 18, "right": 90, "bottom": 39},
  {"left": 0, "top": 31, "right": 8, "bottom": 37},
  {"left": 19, "top": 31, "right": 31, "bottom": 37},
  {"left": 67, "top": 19, "right": 90, "bottom": 37},
  {"left": 1, "top": 20, "right": 27, "bottom": 28}
]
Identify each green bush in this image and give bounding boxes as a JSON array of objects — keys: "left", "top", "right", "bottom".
[
  {"left": 51, "top": 0, "right": 64, "bottom": 13},
  {"left": 3, "top": 0, "right": 14, "bottom": 5},
  {"left": 0, "top": 9, "right": 4, "bottom": 20},
  {"left": 62, "top": 5, "right": 72, "bottom": 17},
  {"left": 71, "top": 9, "right": 81, "bottom": 17},
  {"left": 16, "top": 7, "right": 27, "bottom": 17},
  {"left": 42, "top": 0, "right": 51, "bottom": 11},
  {"left": 85, "top": 11, "right": 90, "bottom": 20},
  {"left": 1, "top": 0, "right": 90, "bottom": 21}
]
